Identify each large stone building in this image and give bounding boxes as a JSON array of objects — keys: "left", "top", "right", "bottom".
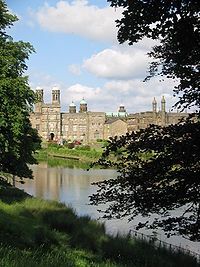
[
  {"left": 127, "top": 96, "right": 188, "bottom": 132},
  {"left": 30, "top": 87, "right": 188, "bottom": 143}
]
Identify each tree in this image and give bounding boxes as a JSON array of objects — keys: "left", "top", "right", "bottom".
[
  {"left": 90, "top": 1, "right": 200, "bottom": 240},
  {"left": 0, "top": 1, "right": 41, "bottom": 185},
  {"left": 108, "top": 0, "right": 200, "bottom": 109}
]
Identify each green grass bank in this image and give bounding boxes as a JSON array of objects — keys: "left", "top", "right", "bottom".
[
  {"left": 0, "top": 179, "right": 199, "bottom": 267},
  {"left": 35, "top": 142, "right": 105, "bottom": 166}
]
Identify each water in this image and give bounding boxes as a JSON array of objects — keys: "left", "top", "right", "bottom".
[{"left": 17, "top": 162, "right": 200, "bottom": 254}]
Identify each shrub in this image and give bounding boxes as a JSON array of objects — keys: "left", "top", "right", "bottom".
[{"left": 67, "top": 143, "right": 75, "bottom": 149}]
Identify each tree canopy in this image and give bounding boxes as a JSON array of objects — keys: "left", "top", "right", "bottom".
[
  {"left": 90, "top": 119, "right": 200, "bottom": 240},
  {"left": 108, "top": 0, "right": 200, "bottom": 109},
  {"left": 90, "top": 1, "right": 200, "bottom": 240},
  {"left": 0, "top": 0, "right": 41, "bottom": 184}
]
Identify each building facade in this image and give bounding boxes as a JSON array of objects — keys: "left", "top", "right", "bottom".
[
  {"left": 30, "top": 88, "right": 189, "bottom": 143},
  {"left": 127, "top": 96, "right": 188, "bottom": 132}
]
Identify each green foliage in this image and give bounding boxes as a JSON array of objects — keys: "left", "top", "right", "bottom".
[
  {"left": 0, "top": 182, "right": 30, "bottom": 204},
  {"left": 48, "top": 143, "right": 59, "bottom": 149},
  {"left": 0, "top": 183, "right": 198, "bottom": 267},
  {"left": 108, "top": 0, "right": 200, "bottom": 109},
  {"left": 91, "top": 119, "right": 200, "bottom": 240},
  {"left": 39, "top": 145, "right": 102, "bottom": 161},
  {"left": 76, "top": 145, "right": 91, "bottom": 151},
  {"left": 0, "top": 0, "right": 41, "bottom": 181},
  {"left": 91, "top": 0, "right": 200, "bottom": 241}
]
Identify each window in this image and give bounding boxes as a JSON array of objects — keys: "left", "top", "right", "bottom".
[
  {"left": 79, "top": 125, "right": 86, "bottom": 132},
  {"left": 73, "top": 125, "right": 77, "bottom": 131},
  {"left": 36, "top": 124, "right": 40, "bottom": 131}
]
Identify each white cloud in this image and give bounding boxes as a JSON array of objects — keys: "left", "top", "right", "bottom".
[
  {"left": 103, "top": 78, "right": 179, "bottom": 112},
  {"left": 30, "top": 72, "right": 179, "bottom": 113},
  {"left": 67, "top": 83, "right": 100, "bottom": 97},
  {"left": 68, "top": 64, "right": 82, "bottom": 75},
  {"left": 83, "top": 47, "right": 149, "bottom": 79},
  {"left": 35, "top": 0, "right": 122, "bottom": 43},
  {"left": 29, "top": 69, "right": 179, "bottom": 114}
]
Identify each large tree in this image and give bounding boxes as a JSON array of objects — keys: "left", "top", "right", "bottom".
[
  {"left": 0, "top": 1, "right": 41, "bottom": 185},
  {"left": 108, "top": 0, "right": 200, "bottom": 109},
  {"left": 90, "top": 1, "right": 200, "bottom": 240}
]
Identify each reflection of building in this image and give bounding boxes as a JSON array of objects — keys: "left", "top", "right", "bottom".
[{"left": 30, "top": 87, "right": 189, "bottom": 143}]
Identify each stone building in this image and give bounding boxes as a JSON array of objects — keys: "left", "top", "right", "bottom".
[
  {"left": 30, "top": 87, "right": 189, "bottom": 143},
  {"left": 31, "top": 87, "right": 105, "bottom": 143},
  {"left": 104, "top": 118, "right": 127, "bottom": 140},
  {"left": 127, "top": 96, "right": 188, "bottom": 132}
]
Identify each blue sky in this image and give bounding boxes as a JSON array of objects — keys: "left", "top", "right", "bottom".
[{"left": 6, "top": 0, "right": 179, "bottom": 113}]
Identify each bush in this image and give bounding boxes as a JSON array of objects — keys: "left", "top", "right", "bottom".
[{"left": 66, "top": 143, "right": 75, "bottom": 149}]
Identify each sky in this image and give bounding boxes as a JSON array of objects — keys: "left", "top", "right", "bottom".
[{"left": 7, "top": 0, "right": 181, "bottom": 113}]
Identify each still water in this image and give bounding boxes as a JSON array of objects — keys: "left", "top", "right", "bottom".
[{"left": 17, "top": 162, "right": 200, "bottom": 254}]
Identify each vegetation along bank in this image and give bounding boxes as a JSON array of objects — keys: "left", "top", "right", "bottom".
[{"left": 0, "top": 179, "right": 199, "bottom": 267}]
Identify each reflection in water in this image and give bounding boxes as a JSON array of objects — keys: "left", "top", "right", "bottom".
[
  {"left": 18, "top": 162, "right": 200, "bottom": 254},
  {"left": 18, "top": 163, "right": 117, "bottom": 218}
]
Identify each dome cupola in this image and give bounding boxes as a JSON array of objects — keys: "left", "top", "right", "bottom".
[
  {"left": 118, "top": 104, "right": 126, "bottom": 113},
  {"left": 69, "top": 101, "right": 76, "bottom": 113},
  {"left": 79, "top": 98, "right": 87, "bottom": 113}
]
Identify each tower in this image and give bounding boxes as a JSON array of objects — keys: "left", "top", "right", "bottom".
[
  {"left": 35, "top": 87, "right": 43, "bottom": 103},
  {"left": 161, "top": 96, "right": 166, "bottom": 113},
  {"left": 35, "top": 87, "right": 43, "bottom": 113},
  {"left": 161, "top": 96, "right": 166, "bottom": 126},
  {"left": 69, "top": 101, "right": 76, "bottom": 113},
  {"left": 52, "top": 86, "right": 60, "bottom": 105},
  {"left": 152, "top": 97, "right": 157, "bottom": 113},
  {"left": 79, "top": 98, "right": 87, "bottom": 113}
]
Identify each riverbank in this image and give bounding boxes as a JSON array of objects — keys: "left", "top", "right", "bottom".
[
  {"left": 0, "top": 179, "right": 199, "bottom": 267},
  {"left": 35, "top": 143, "right": 104, "bottom": 165}
]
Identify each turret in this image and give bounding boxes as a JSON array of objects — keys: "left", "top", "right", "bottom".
[
  {"left": 69, "top": 101, "right": 76, "bottom": 113},
  {"left": 35, "top": 87, "right": 43, "bottom": 103},
  {"left": 35, "top": 87, "right": 43, "bottom": 113},
  {"left": 79, "top": 98, "right": 87, "bottom": 113},
  {"left": 161, "top": 95, "right": 166, "bottom": 113},
  {"left": 52, "top": 86, "right": 60, "bottom": 105},
  {"left": 118, "top": 104, "right": 126, "bottom": 113},
  {"left": 161, "top": 96, "right": 166, "bottom": 126},
  {"left": 152, "top": 97, "right": 157, "bottom": 113}
]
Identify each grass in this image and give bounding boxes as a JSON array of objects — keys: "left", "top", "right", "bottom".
[
  {"left": 35, "top": 145, "right": 103, "bottom": 163},
  {"left": 34, "top": 143, "right": 104, "bottom": 168},
  {"left": 0, "top": 179, "right": 199, "bottom": 267}
]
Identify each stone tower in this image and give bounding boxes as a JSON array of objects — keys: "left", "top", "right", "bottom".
[
  {"left": 161, "top": 96, "right": 166, "bottom": 126},
  {"left": 161, "top": 96, "right": 166, "bottom": 113},
  {"left": 35, "top": 87, "right": 43, "bottom": 113},
  {"left": 69, "top": 101, "right": 76, "bottom": 113},
  {"left": 79, "top": 98, "right": 87, "bottom": 113},
  {"left": 52, "top": 86, "right": 60, "bottom": 105},
  {"left": 36, "top": 88, "right": 43, "bottom": 102},
  {"left": 152, "top": 97, "right": 157, "bottom": 113}
]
